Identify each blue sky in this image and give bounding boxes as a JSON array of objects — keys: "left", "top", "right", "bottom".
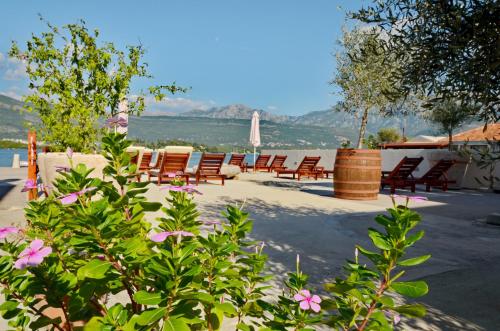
[{"left": 0, "top": 0, "right": 366, "bottom": 116}]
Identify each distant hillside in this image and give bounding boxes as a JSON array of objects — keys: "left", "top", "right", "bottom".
[
  {"left": 0, "top": 93, "right": 441, "bottom": 148},
  {"left": 180, "top": 104, "right": 291, "bottom": 123},
  {"left": 128, "top": 116, "right": 352, "bottom": 149},
  {"left": 0, "top": 95, "right": 37, "bottom": 139}
]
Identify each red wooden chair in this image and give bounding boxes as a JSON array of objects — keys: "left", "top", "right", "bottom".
[
  {"left": 190, "top": 153, "right": 226, "bottom": 185},
  {"left": 416, "top": 159, "right": 456, "bottom": 192},
  {"left": 268, "top": 155, "right": 288, "bottom": 172},
  {"left": 147, "top": 153, "right": 190, "bottom": 185},
  {"left": 228, "top": 153, "right": 248, "bottom": 172},
  {"left": 136, "top": 152, "right": 153, "bottom": 182},
  {"left": 381, "top": 156, "right": 424, "bottom": 194},
  {"left": 252, "top": 154, "right": 272, "bottom": 172},
  {"left": 276, "top": 156, "right": 321, "bottom": 180}
]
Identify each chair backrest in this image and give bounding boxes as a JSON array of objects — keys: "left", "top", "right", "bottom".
[
  {"left": 139, "top": 152, "right": 153, "bottom": 171},
  {"left": 197, "top": 153, "right": 226, "bottom": 175},
  {"left": 129, "top": 152, "right": 139, "bottom": 165},
  {"left": 297, "top": 156, "right": 321, "bottom": 172},
  {"left": 255, "top": 154, "right": 271, "bottom": 167},
  {"left": 389, "top": 157, "right": 424, "bottom": 179},
  {"left": 229, "top": 154, "right": 246, "bottom": 166},
  {"left": 420, "top": 159, "right": 455, "bottom": 180},
  {"left": 270, "top": 155, "right": 287, "bottom": 168},
  {"left": 160, "top": 153, "right": 190, "bottom": 174},
  {"left": 151, "top": 151, "right": 164, "bottom": 169}
]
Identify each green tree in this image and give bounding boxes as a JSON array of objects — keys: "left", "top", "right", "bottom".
[
  {"left": 9, "top": 17, "right": 184, "bottom": 152},
  {"left": 353, "top": 0, "right": 500, "bottom": 122},
  {"left": 377, "top": 128, "right": 401, "bottom": 144},
  {"left": 332, "top": 26, "right": 409, "bottom": 149},
  {"left": 427, "top": 100, "right": 474, "bottom": 150}
]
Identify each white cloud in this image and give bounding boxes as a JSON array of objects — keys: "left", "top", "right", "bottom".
[
  {"left": 0, "top": 52, "right": 28, "bottom": 81},
  {"left": 141, "top": 96, "right": 215, "bottom": 114},
  {"left": 267, "top": 105, "right": 278, "bottom": 111}
]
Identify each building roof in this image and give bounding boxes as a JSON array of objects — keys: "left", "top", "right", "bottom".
[
  {"left": 381, "top": 142, "right": 448, "bottom": 149},
  {"left": 408, "top": 135, "right": 446, "bottom": 143},
  {"left": 443, "top": 123, "right": 500, "bottom": 143}
]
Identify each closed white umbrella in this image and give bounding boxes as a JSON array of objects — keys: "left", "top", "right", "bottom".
[{"left": 249, "top": 111, "right": 261, "bottom": 172}]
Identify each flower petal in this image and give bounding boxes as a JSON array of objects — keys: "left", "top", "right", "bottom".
[
  {"left": 30, "top": 239, "right": 44, "bottom": 251},
  {"left": 60, "top": 193, "right": 78, "bottom": 205},
  {"left": 293, "top": 293, "right": 305, "bottom": 301},
  {"left": 26, "top": 255, "right": 44, "bottom": 266},
  {"left": 311, "top": 295, "right": 322, "bottom": 303},
  {"left": 150, "top": 231, "right": 172, "bottom": 242},
  {"left": 299, "top": 300, "right": 310, "bottom": 310},
  {"left": 37, "top": 247, "right": 52, "bottom": 258},
  {"left": 310, "top": 302, "right": 321, "bottom": 313},
  {"left": 299, "top": 290, "right": 311, "bottom": 298},
  {"left": 14, "top": 257, "right": 29, "bottom": 270}
]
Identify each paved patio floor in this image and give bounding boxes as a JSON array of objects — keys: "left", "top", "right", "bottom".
[{"left": 1, "top": 168, "right": 500, "bottom": 330}]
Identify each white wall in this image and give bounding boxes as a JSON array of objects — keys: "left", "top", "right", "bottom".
[{"left": 261, "top": 149, "right": 500, "bottom": 189}]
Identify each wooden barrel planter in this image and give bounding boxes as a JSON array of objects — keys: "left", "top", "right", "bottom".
[{"left": 334, "top": 149, "right": 381, "bottom": 200}]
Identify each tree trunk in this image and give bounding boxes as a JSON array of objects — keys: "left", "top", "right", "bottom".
[
  {"left": 448, "top": 130, "right": 453, "bottom": 151},
  {"left": 356, "top": 108, "right": 369, "bottom": 149}
]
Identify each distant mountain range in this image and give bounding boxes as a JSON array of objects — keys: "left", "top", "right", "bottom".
[{"left": 0, "top": 94, "right": 440, "bottom": 148}]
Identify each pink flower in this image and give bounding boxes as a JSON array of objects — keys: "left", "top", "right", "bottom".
[
  {"left": 150, "top": 230, "right": 195, "bottom": 243},
  {"left": 160, "top": 184, "right": 202, "bottom": 195},
  {"left": 393, "top": 314, "right": 401, "bottom": 325},
  {"left": 66, "top": 147, "right": 73, "bottom": 159},
  {"left": 14, "top": 239, "right": 52, "bottom": 270},
  {"left": 392, "top": 195, "right": 428, "bottom": 202},
  {"left": 105, "top": 116, "right": 128, "bottom": 128},
  {"left": 293, "top": 290, "right": 321, "bottom": 313},
  {"left": 59, "top": 187, "right": 97, "bottom": 205},
  {"left": 0, "top": 227, "right": 19, "bottom": 239},
  {"left": 21, "top": 179, "right": 37, "bottom": 192}
]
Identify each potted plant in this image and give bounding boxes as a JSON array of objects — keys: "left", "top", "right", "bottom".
[{"left": 9, "top": 18, "right": 184, "bottom": 186}]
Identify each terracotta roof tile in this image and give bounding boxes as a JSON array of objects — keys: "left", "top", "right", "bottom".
[{"left": 440, "top": 124, "right": 500, "bottom": 142}]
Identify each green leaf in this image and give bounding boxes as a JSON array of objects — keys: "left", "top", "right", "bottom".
[
  {"left": 393, "top": 304, "right": 427, "bottom": 317},
  {"left": 30, "top": 316, "right": 63, "bottom": 330},
  {"left": 139, "top": 201, "right": 162, "bottom": 211},
  {"left": 398, "top": 255, "right": 431, "bottom": 266},
  {"left": 214, "top": 302, "right": 237, "bottom": 317},
  {"left": 405, "top": 230, "right": 424, "bottom": 247},
  {"left": 162, "top": 317, "right": 190, "bottom": 331},
  {"left": 136, "top": 307, "right": 167, "bottom": 326},
  {"left": 0, "top": 301, "right": 19, "bottom": 311},
  {"left": 391, "top": 281, "right": 428, "bottom": 298},
  {"left": 368, "top": 229, "right": 392, "bottom": 250},
  {"left": 77, "top": 259, "right": 112, "bottom": 280},
  {"left": 133, "top": 291, "right": 163, "bottom": 305}
]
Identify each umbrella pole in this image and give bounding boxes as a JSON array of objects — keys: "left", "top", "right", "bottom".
[{"left": 253, "top": 147, "right": 256, "bottom": 172}]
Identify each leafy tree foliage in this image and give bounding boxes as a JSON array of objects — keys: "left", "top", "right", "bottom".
[
  {"left": 9, "top": 17, "right": 185, "bottom": 152},
  {"left": 332, "top": 26, "right": 412, "bottom": 149},
  {"left": 427, "top": 100, "right": 474, "bottom": 150},
  {"left": 353, "top": 0, "right": 500, "bottom": 122}
]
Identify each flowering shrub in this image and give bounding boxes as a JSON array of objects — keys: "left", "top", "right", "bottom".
[{"left": 0, "top": 133, "right": 429, "bottom": 330}]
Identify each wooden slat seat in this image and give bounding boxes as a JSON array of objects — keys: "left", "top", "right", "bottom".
[
  {"left": 251, "top": 154, "right": 272, "bottom": 172},
  {"left": 189, "top": 153, "right": 226, "bottom": 185},
  {"left": 268, "top": 155, "right": 288, "bottom": 172},
  {"left": 276, "top": 156, "right": 321, "bottom": 181},
  {"left": 135, "top": 152, "right": 153, "bottom": 182},
  {"left": 381, "top": 156, "right": 424, "bottom": 193},
  {"left": 147, "top": 152, "right": 190, "bottom": 185},
  {"left": 228, "top": 153, "right": 247, "bottom": 172},
  {"left": 416, "top": 159, "right": 456, "bottom": 191}
]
